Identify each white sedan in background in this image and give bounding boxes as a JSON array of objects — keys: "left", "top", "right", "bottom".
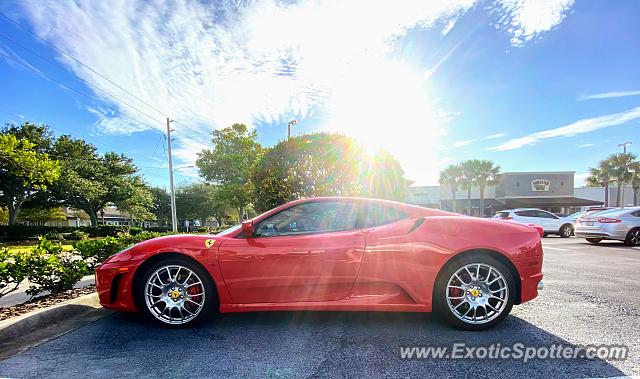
[
  {"left": 494, "top": 208, "right": 574, "bottom": 237},
  {"left": 574, "top": 207, "right": 640, "bottom": 246}
]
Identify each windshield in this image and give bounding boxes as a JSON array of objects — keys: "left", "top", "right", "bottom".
[{"left": 215, "top": 224, "right": 241, "bottom": 236}]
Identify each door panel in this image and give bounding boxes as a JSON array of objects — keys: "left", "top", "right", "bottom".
[{"left": 218, "top": 231, "right": 365, "bottom": 303}]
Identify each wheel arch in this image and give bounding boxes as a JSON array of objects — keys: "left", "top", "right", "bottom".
[
  {"left": 433, "top": 249, "right": 523, "bottom": 305},
  {"left": 131, "top": 252, "right": 221, "bottom": 310}
]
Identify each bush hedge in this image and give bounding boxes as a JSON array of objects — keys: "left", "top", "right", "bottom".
[
  {"left": 1, "top": 225, "right": 236, "bottom": 299},
  {"left": 0, "top": 248, "right": 28, "bottom": 299},
  {"left": 0, "top": 224, "right": 222, "bottom": 241},
  {"left": 23, "top": 238, "right": 88, "bottom": 296}
]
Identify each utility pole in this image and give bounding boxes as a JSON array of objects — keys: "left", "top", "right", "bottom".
[
  {"left": 167, "top": 118, "right": 178, "bottom": 232},
  {"left": 287, "top": 119, "right": 297, "bottom": 140},
  {"left": 618, "top": 141, "right": 632, "bottom": 208}
]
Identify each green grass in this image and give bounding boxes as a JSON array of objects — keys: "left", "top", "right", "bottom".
[{"left": 0, "top": 241, "right": 75, "bottom": 253}]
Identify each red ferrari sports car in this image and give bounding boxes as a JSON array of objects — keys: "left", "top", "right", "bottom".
[{"left": 96, "top": 197, "right": 543, "bottom": 330}]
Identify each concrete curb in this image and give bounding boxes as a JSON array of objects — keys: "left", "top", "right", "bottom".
[
  {"left": 0, "top": 293, "right": 111, "bottom": 359},
  {"left": 0, "top": 293, "right": 101, "bottom": 340}
]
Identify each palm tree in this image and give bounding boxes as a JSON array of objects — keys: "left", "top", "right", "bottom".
[
  {"left": 604, "top": 153, "right": 636, "bottom": 207},
  {"left": 586, "top": 166, "right": 612, "bottom": 207},
  {"left": 439, "top": 164, "right": 463, "bottom": 213},
  {"left": 630, "top": 161, "right": 640, "bottom": 206},
  {"left": 473, "top": 160, "right": 501, "bottom": 217},
  {"left": 459, "top": 160, "right": 476, "bottom": 215}
]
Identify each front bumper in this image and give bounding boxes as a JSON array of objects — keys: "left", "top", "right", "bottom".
[
  {"left": 520, "top": 272, "right": 543, "bottom": 303},
  {"left": 95, "top": 261, "right": 140, "bottom": 312}
]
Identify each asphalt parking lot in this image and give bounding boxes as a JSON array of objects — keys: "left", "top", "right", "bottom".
[{"left": 1, "top": 237, "right": 639, "bottom": 378}]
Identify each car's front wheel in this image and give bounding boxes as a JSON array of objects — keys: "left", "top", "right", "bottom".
[
  {"left": 434, "top": 254, "right": 515, "bottom": 331},
  {"left": 136, "top": 257, "right": 216, "bottom": 327}
]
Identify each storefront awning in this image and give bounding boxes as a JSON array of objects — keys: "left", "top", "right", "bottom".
[
  {"left": 440, "top": 199, "right": 505, "bottom": 209},
  {"left": 502, "top": 197, "right": 603, "bottom": 208}
]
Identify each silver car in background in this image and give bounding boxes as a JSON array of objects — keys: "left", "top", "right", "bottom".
[{"left": 574, "top": 207, "right": 640, "bottom": 246}]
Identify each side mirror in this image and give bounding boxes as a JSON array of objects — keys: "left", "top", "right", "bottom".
[{"left": 241, "top": 220, "right": 254, "bottom": 237}]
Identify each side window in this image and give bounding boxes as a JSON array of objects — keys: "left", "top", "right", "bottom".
[
  {"left": 537, "top": 210, "right": 558, "bottom": 219},
  {"left": 631, "top": 210, "right": 640, "bottom": 217},
  {"left": 515, "top": 210, "right": 534, "bottom": 217},
  {"left": 360, "top": 202, "right": 407, "bottom": 228},
  {"left": 254, "top": 201, "right": 359, "bottom": 237}
]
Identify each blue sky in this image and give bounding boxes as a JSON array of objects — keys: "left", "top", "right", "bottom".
[{"left": 1, "top": 0, "right": 639, "bottom": 188}]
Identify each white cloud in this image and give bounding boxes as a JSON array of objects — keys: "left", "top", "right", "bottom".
[
  {"left": 495, "top": 0, "right": 574, "bottom": 46},
  {"left": 489, "top": 106, "right": 640, "bottom": 151},
  {"left": 579, "top": 90, "right": 640, "bottom": 101},
  {"left": 452, "top": 132, "right": 505, "bottom": 148},
  {"left": 16, "top": 0, "right": 574, "bottom": 184},
  {"left": 577, "top": 142, "right": 594, "bottom": 148}
]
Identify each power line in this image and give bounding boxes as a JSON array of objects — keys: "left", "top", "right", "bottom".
[
  {"left": 0, "top": 50, "right": 164, "bottom": 136},
  {"left": 0, "top": 32, "right": 166, "bottom": 126},
  {"left": 0, "top": 12, "right": 213, "bottom": 143},
  {"left": 0, "top": 11, "right": 167, "bottom": 118}
]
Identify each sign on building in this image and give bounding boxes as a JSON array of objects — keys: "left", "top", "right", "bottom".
[{"left": 531, "top": 179, "right": 551, "bottom": 192}]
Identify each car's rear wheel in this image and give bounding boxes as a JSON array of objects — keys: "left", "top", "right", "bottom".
[
  {"left": 136, "top": 257, "right": 216, "bottom": 327},
  {"left": 625, "top": 228, "right": 640, "bottom": 246},
  {"left": 586, "top": 237, "right": 603, "bottom": 244},
  {"left": 434, "top": 254, "right": 515, "bottom": 331},
  {"left": 559, "top": 224, "right": 573, "bottom": 238}
]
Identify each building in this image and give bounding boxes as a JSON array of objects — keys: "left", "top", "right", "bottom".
[{"left": 408, "top": 171, "right": 603, "bottom": 217}]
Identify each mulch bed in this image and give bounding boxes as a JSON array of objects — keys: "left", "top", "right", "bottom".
[{"left": 0, "top": 285, "right": 96, "bottom": 322}]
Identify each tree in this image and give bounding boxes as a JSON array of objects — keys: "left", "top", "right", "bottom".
[
  {"left": 150, "top": 187, "right": 171, "bottom": 227},
  {"left": 251, "top": 133, "right": 408, "bottom": 212},
  {"left": 0, "top": 133, "right": 60, "bottom": 225},
  {"left": 473, "top": 159, "right": 501, "bottom": 217},
  {"left": 439, "top": 164, "right": 462, "bottom": 213},
  {"left": 459, "top": 160, "right": 476, "bottom": 215},
  {"left": 16, "top": 206, "right": 67, "bottom": 225},
  {"left": 175, "top": 183, "right": 216, "bottom": 223},
  {"left": 196, "top": 124, "right": 263, "bottom": 222},
  {"left": 586, "top": 166, "right": 613, "bottom": 207},
  {"left": 630, "top": 161, "right": 640, "bottom": 206},
  {"left": 115, "top": 179, "right": 154, "bottom": 224},
  {"left": 602, "top": 153, "right": 636, "bottom": 207},
  {"left": 52, "top": 135, "right": 149, "bottom": 226}
]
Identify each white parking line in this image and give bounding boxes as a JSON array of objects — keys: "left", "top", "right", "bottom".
[{"left": 543, "top": 246, "right": 572, "bottom": 251}]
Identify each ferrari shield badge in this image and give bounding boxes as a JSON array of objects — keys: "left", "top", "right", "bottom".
[{"left": 204, "top": 239, "right": 215, "bottom": 248}]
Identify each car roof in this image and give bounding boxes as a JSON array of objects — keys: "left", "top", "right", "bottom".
[{"left": 501, "top": 208, "right": 546, "bottom": 212}]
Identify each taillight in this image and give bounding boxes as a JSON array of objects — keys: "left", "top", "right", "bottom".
[{"left": 598, "top": 218, "right": 622, "bottom": 223}]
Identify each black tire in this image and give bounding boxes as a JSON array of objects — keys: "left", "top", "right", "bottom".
[
  {"left": 624, "top": 228, "right": 640, "bottom": 246},
  {"left": 586, "top": 238, "right": 603, "bottom": 244},
  {"left": 559, "top": 224, "right": 573, "bottom": 238},
  {"left": 433, "top": 253, "right": 516, "bottom": 331},
  {"left": 135, "top": 257, "right": 217, "bottom": 328}
]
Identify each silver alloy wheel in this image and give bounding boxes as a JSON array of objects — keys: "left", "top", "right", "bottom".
[
  {"left": 561, "top": 225, "right": 572, "bottom": 237},
  {"left": 630, "top": 229, "right": 640, "bottom": 246},
  {"left": 144, "top": 264, "right": 205, "bottom": 325},
  {"left": 445, "top": 263, "right": 509, "bottom": 325}
]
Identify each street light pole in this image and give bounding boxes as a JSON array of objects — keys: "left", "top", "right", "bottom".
[
  {"left": 287, "top": 119, "right": 297, "bottom": 140},
  {"left": 618, "top": 141, "right": 632, "bottom": 208},
  {"left": 167, "top": 118, "right": 178, "bottom": 232}
]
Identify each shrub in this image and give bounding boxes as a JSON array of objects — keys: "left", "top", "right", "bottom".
[
  {"left": 0, "top": 248, "right": 28, "bottom": 300},
  {"left": 74, "top": 237, "right": 123, "bottom": 271},
  {"left": 25, "top": 238, "right": 87, "bottom": 296},
  {"left": 66, "top": 230, "right": 89, "bottom": 241},
  {"left": 128, "top": 227, "right": 142, "bottom": 236},
  {"left": 44, "top": 231, "right": 65, "bottom": 241},
  {"left": 74, "top": 231, "right": 173, "bottom": 271}
]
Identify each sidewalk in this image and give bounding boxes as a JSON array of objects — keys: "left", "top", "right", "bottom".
[{"left": 0, "top": 275, "right": 95, "bottom": 308}]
